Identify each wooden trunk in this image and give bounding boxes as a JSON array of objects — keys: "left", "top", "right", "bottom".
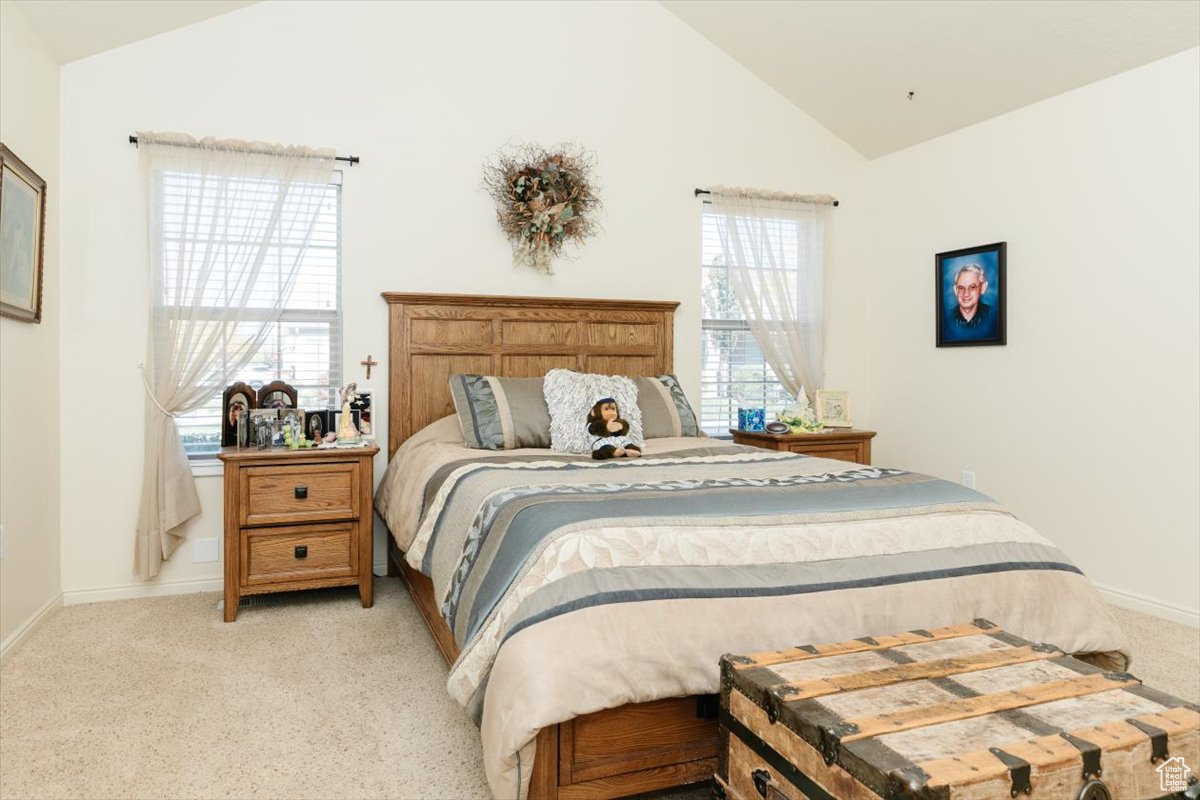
[{"left": 718, "top": 620, "right": 1200, "bottom": 800}]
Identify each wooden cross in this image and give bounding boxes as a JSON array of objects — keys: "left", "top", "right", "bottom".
[{"left": 360, "top": 354, "right": 378, "bottom": 380}]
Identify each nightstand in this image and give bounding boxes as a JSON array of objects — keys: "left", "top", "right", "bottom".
[
  {"left": 729, "top": 428, "right": 876, "bottom": 465},
  {"left": 217, "top": 444, "right": 379, "bottom": 622}
]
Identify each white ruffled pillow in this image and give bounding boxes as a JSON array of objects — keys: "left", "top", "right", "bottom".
[{"left": 543, "top": 369, "right": 643, "bottom": 454}]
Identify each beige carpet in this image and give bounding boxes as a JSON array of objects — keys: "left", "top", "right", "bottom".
[{"left": 1, "top": 579, "right": 1196, "bottom": 800}]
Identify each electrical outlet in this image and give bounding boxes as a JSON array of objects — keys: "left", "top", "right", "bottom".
[
  {"left": 961, "top": 470, "right": 976, "bottom": 489},
  {"left": 192, "top": 537, "right": 219, "bottom": 563}
]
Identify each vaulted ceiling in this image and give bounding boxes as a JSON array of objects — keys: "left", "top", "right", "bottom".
[
  {"left": 14, "top": 0, "right": 257, "bottom": 65},
  {"left": 659, "top": 0, "right": 1200, "bottom": 157},
  {"left": 14, "top": 0, "right": 1200, "bottom": 159}
]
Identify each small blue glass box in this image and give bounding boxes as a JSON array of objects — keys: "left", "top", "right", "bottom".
[{"left": 737, "top": 407, "right": 766, "bottom": 432}]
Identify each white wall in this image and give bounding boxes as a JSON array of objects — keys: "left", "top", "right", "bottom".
[
  {"left": 867, "top": 49, "right": 1200, "bottom": 623},
  {"left": 0, "top": 2, "right": 62, "bottom": 649},
  {"left": 58, "top": 0, "right": 870, "bottom": 597}
]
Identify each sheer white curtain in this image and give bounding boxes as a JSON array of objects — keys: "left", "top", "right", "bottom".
[
  {"left": 708, "top": 186, "right": 834, "bottom": 402},
  {"left": 135, "top": 132, "right": 334, "bottom": 579}
]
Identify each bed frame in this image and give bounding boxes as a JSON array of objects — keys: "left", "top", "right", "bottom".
[{"left": 381, "top": 292, "right": 718, "bottom": 800}]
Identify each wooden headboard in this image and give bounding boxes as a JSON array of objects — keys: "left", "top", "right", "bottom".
[{"left": 381, "top": 292, "right": 680, "bottom": 458}]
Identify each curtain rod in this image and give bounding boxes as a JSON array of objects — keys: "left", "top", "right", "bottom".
[
  {"left": 694, "top": 188, "right": 838, "bottom": 207},
  {"left": 128, "top": 135, "right": 360, "bottom": 165}
]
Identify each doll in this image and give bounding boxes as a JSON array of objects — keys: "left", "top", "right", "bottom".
[
  {"left": 586, "top": 397, "right": 642, "bottom": 460},
  {"left": 337, "top": 382, "right": 361, "bottom": 442}
]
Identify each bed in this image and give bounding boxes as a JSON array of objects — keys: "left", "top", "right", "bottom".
[{"left": 375, "top": 292, "right": 1130, "bottom": 800}]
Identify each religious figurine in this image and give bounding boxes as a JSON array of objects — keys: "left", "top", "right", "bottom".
[{"left": 337, "top": 382, "right": 361, "bottom": 442}]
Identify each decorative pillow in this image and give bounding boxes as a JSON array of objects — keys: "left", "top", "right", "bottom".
[
  {"left": 448, "top": 375, "right": 552, "bottom": 450},
  {"left": 634, "top": 374, "right": 701, "bottom": 438},
  {"left": 543, "top": 369, "right": 643, "bottom": 454}
]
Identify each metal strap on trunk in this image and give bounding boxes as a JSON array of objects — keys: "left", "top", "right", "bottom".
[
  {"left": 720, "top": 708, "right": 836, "bottom": 800},
  {"left": 1060, "top": 731, "right": 1104, "bottom": 780},
  {"left": 1125, "top": 717, "right": 1170, "bottom": 763},
  {"left": 988, "top": 747, "right": 1032, "bottom": 798}
]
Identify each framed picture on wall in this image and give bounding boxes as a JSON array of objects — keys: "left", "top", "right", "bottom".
[
  {"left": 0, "top": 144, "right": 47, "bottom": 323},
  {"left": 936, "top": 242, "right": 1006, "bottom": 347}
]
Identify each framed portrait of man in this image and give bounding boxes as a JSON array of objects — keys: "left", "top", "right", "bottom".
[{"left": 935, "top": 242, "right": 1006, "bottom": 347}]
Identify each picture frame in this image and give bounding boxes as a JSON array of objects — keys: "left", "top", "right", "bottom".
[
  {"left": 222, "top": 382, "right": 257, "bottom": 447},
  {"left": 279, "top": 408, "right": 304, "bottom": 442},
  {"left": 815, "top": 390, "right": 852, "bottom": 428},
  {"left": 936, "top": 241, "right": 1006, "bottom": 347},
  {"left": 350, "top": 391, "right": 372, "bottom": 436},
  {"left": 249, "top": 409, "right": 278, "bottom": 450},
  {"left": 257, "top": 380, "right": 297, "bottom": 410},
  {"left": 304, "top": 409, "right": 332, "bottom": 442},
  {"left": 0, "top": 144, "right": 47, "bottom": 323},
  {"left": 279, "top": 407, "right": 304, "bottom": 428}
]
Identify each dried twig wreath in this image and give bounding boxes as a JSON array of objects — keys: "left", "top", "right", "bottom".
[{"left": 483, "top": 142, "right": 601, "bottom": 274}]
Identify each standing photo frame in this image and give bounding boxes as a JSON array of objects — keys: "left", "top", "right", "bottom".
[
  {"left": 0, "top": 144, "right": 47, "bottom": 323},
  {"left": 279, "top": 408, "right": 305, "bottom": 443},
  {"left": 249, "top": 409, "right": 278, "bottom": 450},
  {"left": 350, "top": 391, "right": 372, "bottom": 436},
  {"left": 257, "top": 380, "right": 298, "bottom": 410},
  {"left": 304, "top": 409, "right": 332, "bottom": 442},
  {"left": 815, "top": 390, "right": 852, "bottom": 428},
  {"left": 936, "top": 241, "right": 1006, "bottom": 347},
  {"left": 222, "top": 382, "right": 256, "bottom": 448}
]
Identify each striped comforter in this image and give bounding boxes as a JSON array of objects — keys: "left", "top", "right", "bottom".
[{"left": 375, "top": 419, "right": 1129, "bottom": 800}]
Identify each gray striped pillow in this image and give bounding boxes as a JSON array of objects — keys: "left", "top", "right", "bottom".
[
  {"left": 634, "top": 374, "right": 701, "bottom": 438},
  {"left": 448, "top": 375, "right": 552, "bottom": 450}
]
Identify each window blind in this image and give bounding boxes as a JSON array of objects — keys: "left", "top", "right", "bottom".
[
  {"left": 166, "top": 174, "right": 343, "bottom": 457},
  {"left": 699, "top": 210, "right": 791, "bottom": 436}
]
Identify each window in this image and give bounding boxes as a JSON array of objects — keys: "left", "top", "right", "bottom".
[
  {"left": 165, "top": 173, "right": 343, "bottom": 458},
  {"left": 699, "top": 210, "right": 792, "bottom": 436}
]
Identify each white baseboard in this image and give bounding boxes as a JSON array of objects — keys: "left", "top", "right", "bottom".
[
  {"left": 1096, "top": 582, "right": 1200, "bottom": 628},
  {"left": 65, "top": 567, "right": 394, "bottom": 606},
  {"left": 62, "top": 577, "right": 223, "bottom": 606},
  {"left": 1, "top": 592, "right": 63, "bottom": 666}
]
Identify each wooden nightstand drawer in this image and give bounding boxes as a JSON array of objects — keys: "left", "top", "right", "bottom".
[
  {"left": 730, "top": 428, "right": 876, "bottom": 464},
  {"left": 240, "top": 462, "right": 358, "bottom": 526},
  {"left": 242, "top": 523, "right": 357, "bottom": 586},
  {"left": 787, "top": 443, "right": 861, "bottom": 462}
]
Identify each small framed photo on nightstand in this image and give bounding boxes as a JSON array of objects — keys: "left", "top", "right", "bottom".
[
  {"left": 305, "top": 410, "right": 332, "bottom": 441},
  {"left": 815, "top": 390, "right": 852, "bottom": 428},
  {"left": 249, "top": 408, "right": 278, "bottom": 449},
  {"left": 222, "top": 382, "right": 256, "bottom": 447}
]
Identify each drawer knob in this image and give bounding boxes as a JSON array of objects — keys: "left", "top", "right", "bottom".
[
  {"left": 294, "top": 545, "right": 308, "bottom": 559},
  {"left": 294, "top": 485, "right": 308, "bottom": 499}
]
